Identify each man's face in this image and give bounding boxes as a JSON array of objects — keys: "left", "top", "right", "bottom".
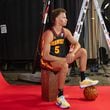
[{"left": 55, "top": 12, "right": 68, "bottom": 26}]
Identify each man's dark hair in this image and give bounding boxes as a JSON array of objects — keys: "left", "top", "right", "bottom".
[{"left": 50, "top": 8, "right": 66, "bottom": 25}]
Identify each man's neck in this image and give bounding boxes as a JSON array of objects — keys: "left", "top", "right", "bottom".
[{"left": 52, "top": 25, "right": 63, "bottom": 34}]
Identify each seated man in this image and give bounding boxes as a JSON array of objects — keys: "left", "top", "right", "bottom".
[{"left": 40, "top": 8, "right": 99, "bottom": 109}]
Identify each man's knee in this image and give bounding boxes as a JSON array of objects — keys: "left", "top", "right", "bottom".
[{"left": 80, "top": 48, "right": 87, "bottom": 56}]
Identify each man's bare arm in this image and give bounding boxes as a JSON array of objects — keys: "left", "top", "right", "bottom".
[{"left": 64, "top": 28, "right": 81, "bottom": 55}]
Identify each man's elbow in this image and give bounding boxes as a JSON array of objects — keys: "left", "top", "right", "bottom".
[
  {"left": 77, "top": 43, "right": 81, "bottom": 49},
  {"left": 79, "top": 44, "right": 81, "bottom": 49}
]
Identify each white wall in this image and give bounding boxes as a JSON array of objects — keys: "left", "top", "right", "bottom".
[{"left": 84, "top": 0, "right": 110, "bottom": 58}]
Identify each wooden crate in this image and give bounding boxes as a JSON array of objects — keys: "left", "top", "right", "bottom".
[{"left": 41, "top": 69, "right": 58, "bottom": 101}]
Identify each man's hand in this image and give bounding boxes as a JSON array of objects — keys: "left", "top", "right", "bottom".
[{"left": 66, "top": 52, "right": 75, "bottom": 64}]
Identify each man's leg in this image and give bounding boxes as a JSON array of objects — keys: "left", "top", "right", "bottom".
[
  {"left": 50, "top": 61, "right": 68, "bottom": 90},
  {"left": 72, "top": 48, "right": 99, "bottom": 88},
  {"left": 50, "top": 61, "right": 70, "bottom": 109}
]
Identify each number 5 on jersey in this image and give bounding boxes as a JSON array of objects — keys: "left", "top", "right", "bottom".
[{"left": 55, "top": 46, "right": 60, "bottom": 54}]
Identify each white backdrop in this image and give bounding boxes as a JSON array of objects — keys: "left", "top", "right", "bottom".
[{"left": 84, "top": 0, "right": 110, "bottom": 59}]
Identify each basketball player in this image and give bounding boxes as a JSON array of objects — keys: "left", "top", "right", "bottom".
[{"left": 41, "top": 8, "right": 99, "bottom": 109}]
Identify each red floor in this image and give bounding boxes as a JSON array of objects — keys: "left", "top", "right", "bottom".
[{"left": 0, "top": 72, "right": 110, "bottom": 110}]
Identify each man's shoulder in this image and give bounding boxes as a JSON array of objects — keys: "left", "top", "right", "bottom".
[
  {"left": 42, "top": 29, "right": 53, "bottom": 40},
  {"left": 42, "top": 29, "right": 53, "bottom": 37},
  {"left": 63, "top": 28, "right": 71, "bottom": 37},
  {"left": 44, "top": 29, "right": 53, "bottom": 35},
  {"left": 63, "top": 27, "right": 70, "bottom": 32}
]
